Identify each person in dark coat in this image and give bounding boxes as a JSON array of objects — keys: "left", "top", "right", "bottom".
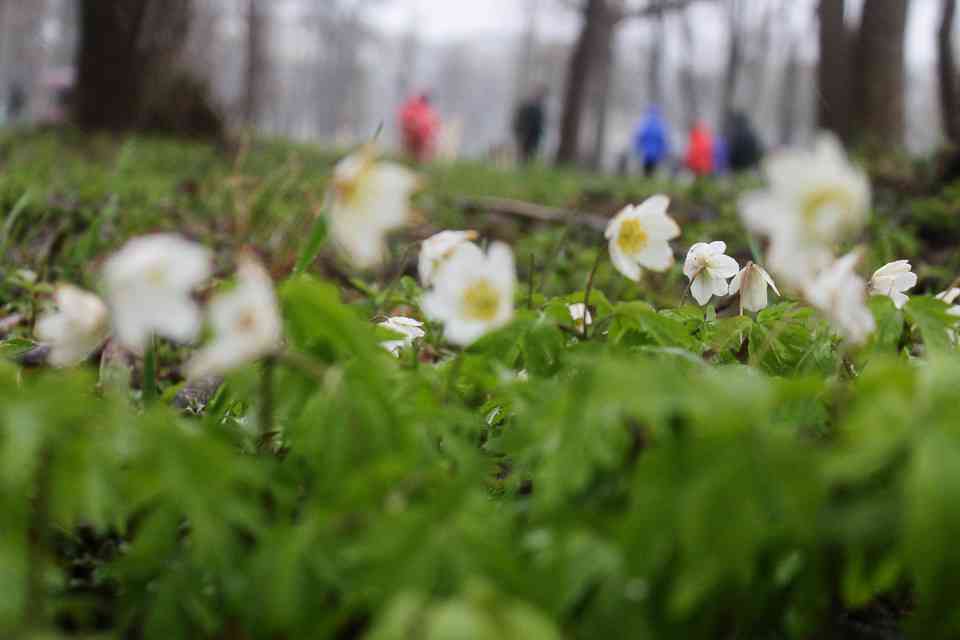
[
  {"left": 726, "top": 111, "right": 763, "bottom": 173},
  {"left": 512, "top": 86, "right": 548, "bottom": 164},
  {"left": 7, "top": 82, "right": 26, "bottom": 122}
]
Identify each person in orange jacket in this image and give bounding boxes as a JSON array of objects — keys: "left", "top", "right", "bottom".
[
  {"left": 684, "top": 121, "right": 714, "bottom": 177},
  {"left": 399, "top": 93, "right": 440, "bottom": 163}
]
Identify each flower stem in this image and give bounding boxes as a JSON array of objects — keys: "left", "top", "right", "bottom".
[
  {"left": 374, "top": 243, "right": 414, "bottom": 317},
  {"left": 142, "top": 335, "right": 158, "bottom": 405},
  {"left": 24, "top": 444, "right": 53, "bottom": 631},
  {"left": 527, "top": 252, "right": 536, "bottom": 310},
  {"left": 582, "top": 240, "right": 605, "bottom": 340},
  {"left": 278, "top": 350, "right": 327, "bottom": 380},
  {"left": 257, "top": 356, "right": 276, "bottom": 453}
]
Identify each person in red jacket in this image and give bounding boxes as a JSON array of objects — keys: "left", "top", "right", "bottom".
[
  {"left": 685, "top": 121, "right": 714, "bottom": 177},
  {"left": 399, "top": 93, "right": 440, "bottom": 163}
]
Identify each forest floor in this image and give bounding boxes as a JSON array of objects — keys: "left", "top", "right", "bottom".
[{"left": 3, "top": 129, "right": 960, "bottom": 639}]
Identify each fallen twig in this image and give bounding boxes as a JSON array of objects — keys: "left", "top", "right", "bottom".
[{"left": 458, "top": 196, "right": 608, "bottom": 232}]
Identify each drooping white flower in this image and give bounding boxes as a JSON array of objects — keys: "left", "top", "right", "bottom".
[
  {"left": 186, "top": 256, "right": 282, "bottom": 378},
  {"left": 729, "top": 262, "right": 780, "bottom": 314},
  {"left": 804, "top": 251, "right": 876, "bottom": 345},
  {"left": 936, "top": 287, "right": 960, "bottom": 318},
  {"left": 378, "top": 316, "right": 425, "bottom": 356},
  {"left": 568, "top": 302, "right": 593, "bottom": 332},
  {"left": 683, "top": 241, "right": 740, "bottom": 306},
  {"left": 327, "top": 145, "right": 420, "bottom": 269},
  {"left": 868, "top": 260, "right": 917, "bottom": 310},
  {"left": 103, "top": 234, "right": 212, "bottom": 353},
  {"left": 34, "top": 285, "right": 110, "bottom": 367},
  {"left": 604, "top": 195, "right": 681, "bottom": 281},
  {"left": 421, "top": 242, "right": 516, "bottom": 346},
  {"left": 418, "top": 230, "right": 478, "bottom": 286},
  {"left": 739, "top": 134, "right": 871, "bottom": 288}
]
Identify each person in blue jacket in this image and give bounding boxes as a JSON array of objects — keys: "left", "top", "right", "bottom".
[
  {"left": 633, "top": 105, "right": 670, "bottom": 177},
  {"left": 713, "top": 134, "right": 730, "bottom": 176}
]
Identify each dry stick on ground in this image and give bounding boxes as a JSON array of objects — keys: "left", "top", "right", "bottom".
[{"left": 458, "top": 196, "right": 609, "bottom": 232}]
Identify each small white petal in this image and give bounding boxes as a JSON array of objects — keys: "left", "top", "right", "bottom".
[{"left": 690, "top": 274, "right": 713, "bottom": 306}]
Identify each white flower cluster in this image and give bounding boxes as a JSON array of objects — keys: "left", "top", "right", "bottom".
[
  {"left": 34, "top": 136, "right": 940, "bottom": 375},
  {"left": 605, "top": 195, "right": 779, "bottom": 315},
  {"left": 737, "top": 134, "right": 918, "bottom": 345},
  {"left": 36, "top": 234, "right": 281, "bottom": 376}
]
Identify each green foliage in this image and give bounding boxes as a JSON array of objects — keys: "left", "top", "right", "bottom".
[{"left": 3, "top": 132, "right": 960, "bottom": 639}]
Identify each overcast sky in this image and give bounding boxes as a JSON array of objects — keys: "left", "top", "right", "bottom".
[{"left": 374, "top": 0, "right": 942, "bottom": 66}]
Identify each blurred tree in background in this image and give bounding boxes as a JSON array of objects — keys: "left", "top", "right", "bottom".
[{"left": 74, "top": 0, "right": 223, "bottom": 136}]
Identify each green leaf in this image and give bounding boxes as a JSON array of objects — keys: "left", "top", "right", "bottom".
[
  {"left": 611, "top": 301, "right": 699, "bottom": 352},
  {"left": 868, "top": 295, "right": 905, "bottom": 353},
  {"left": 905, "top": 296, "right": 955, "bottom": 353},
  {"left": 293, "top": 215, "right": 328, "bottom": 275}
]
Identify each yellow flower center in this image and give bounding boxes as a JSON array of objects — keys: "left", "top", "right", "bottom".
[
  {"left": 145, "top": 266, "right": 167, "bottom": 286},
  {"left": 235, "top": 308, "right": 258, "bottom": 333},
  {"left": 801, "top": 187, "right": 855, "bottom": 230},
  {"left": 462, "top": 280, "right": 501, "bottom": 321},
  {"left": 617, "top": 219, "right": 648, "bottom": 254},
  {"left": 333, "top": 148, "right": 377, "bottom": 210}
]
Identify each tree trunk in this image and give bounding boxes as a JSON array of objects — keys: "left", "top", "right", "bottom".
[
  {"left": 817, "top": 0, "right": 852, "bottom": 142},
  {"left": 74, "top": 0, "right": 214, "bottom": 133},
  {"left": 589, "top": 25, "right": 616, "bottom": 170},
  {"left": 854, "top": 0, "right": 910, "bottom": 150},
  {"left": 555, "top": 0, "right": 617, "bottom": 166},
  {"left": 242, "top": 0, "right": 267, "bottom": 129},
  {"left": 721, "top": 0, "right": 744, "bottom": 120},
  {"left": 678, "top": 8, "right": 700, "bottom": 130},
  {"left": 939, "top": 0, "right": 960, "bottom": 144},
  {"left": 515, "top": 0, "right": 541, "bottom": 101},
  {"left": 779, "top": 39, "right": 801, "bottom": 145},
  {"left": 646, "top": 14, "right": 666, "bottom": 105}
]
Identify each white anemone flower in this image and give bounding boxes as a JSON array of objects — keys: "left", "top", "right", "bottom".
[
  {"left": 739, "top": 134, "right": 871, "bottom": 288},
  {"left": 868, "top": 260, "right": 917, "bottom": 310},
  {"left": 568, "top": 302, "right": 593, "bottom": 332},
  {"left": 378, "top": 316, "right": 425, "bottom": 356},
  {"left": 729, "top": 262, "right": 780, "bottom": 314},
  {"left": 604, "top": 195, "right": 681, "bottom": 281},
  {"left": 418, "top": 230, "right": 478, "bottom": 286},
  {"left": 34, "top": 285, "right": 110, "bottom": 367},
  {"left": 683, "top": 241, "right": 740, "bottom": 306},
  {"left": 187, "top": 256, "right": 282, "bottom": 378},
  {"left": 422, "top": 242, "right": 516, "bottom": 346},
  {"left": 327, "top": 145, "right": 420, "bottom": 269},
  {"left": 804, "top": 251, "right": 876, "bottom": 345},
  {"left": 103, "top": 233, "right": 212, "bottom": 353},
  {"left": 936, "top": 288, "right": 960, "bottom": 318}
]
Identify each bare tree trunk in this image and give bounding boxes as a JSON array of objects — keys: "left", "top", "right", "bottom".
[
  {"left": 242, "top": 0, "right": 267, "bottom": 129},
  {"left": 515, "top": 0, "right": 541, "bottom": 101},
  {"left": 75, "top": 0, "right": 150, "bottom": 129},
  {"left": 721, "top": 0, "right": 744, "bottom": 120},
  {"left": 556, "top": 0, "right": 617, "bottom": 166},
  {"left": 646, "top": 14, "right": 666, "bottom": 105},
  {"left": 854, "top": 0, "right": 910, "bottom": 150},
  {"left": 817, "top": 0, "right": 852, "bottom": 143},
  {"left": 74, "top": 0, "right": 214, "bottom": 133},
  {"left": 779, "top": 39, "right": 801, "bottom": 145},
  {"left": 939, "top": 0, "right": 960, "bottom": 144},
  {"left": 589, "top": 26, "right": 616, "bottom": 170},
  {"left": 678, "top": 7, "right": 700, "bottom": 130}
]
